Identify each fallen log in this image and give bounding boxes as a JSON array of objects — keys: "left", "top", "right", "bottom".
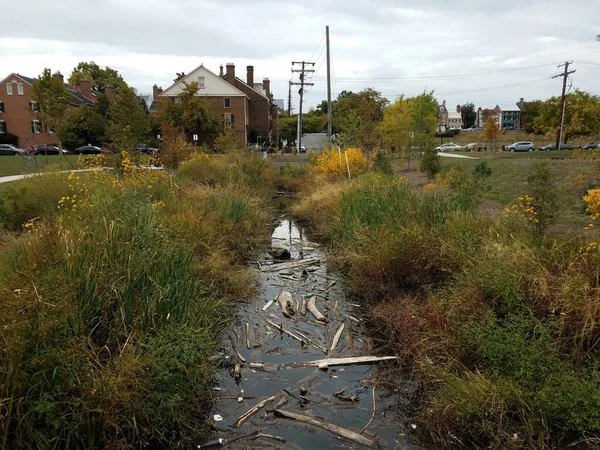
[
  {"left": 276, "top": 291, "right": 295, "bottom": 318},
  {"left": 293, "top": 355, "right": 398, "bottom": 368},
  {"left": 306, "top": 296, "right": 328, "bottom": 323},
  {"left": 330, "top": 323, "right": 345, "bottom": 352},
  {"left": 234, "top": 394, "right": 280, "bottom": 428},
  {"left": 265, "top": 319, "right": 306, "bottom": 346},
  {"left": 274, "top": 409, "right": 374, "bottom": 447},
  {"left": 260, "top": 258, "right": 321, "bottom": 272}
]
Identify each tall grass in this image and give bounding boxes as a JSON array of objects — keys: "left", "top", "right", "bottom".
[
  {"left": 292, "top": 171, "right": 600, "bottom": 448},
  {"left": 0, "top": 153, "right": 272, "bottom": 449}
]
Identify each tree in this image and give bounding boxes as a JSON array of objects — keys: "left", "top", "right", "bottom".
[
  {"left": 68, "top": 62, "right": 125, "bottom": 93},
  {"left": 214, "top": 126, "right": 241, "bottom": 153},
  {"left": 379, "top": 96, "right": 413, "bottom": 167},
  {"left": 522, "top": 100, "right": 543, "bottom": 133},
  {"left": 315, "top": 100, "right": 328, "bottom": 116},
  {"left": 31, "top": 69, "right": 71, "bottom": 150},
  {"left": 481, "top": 116, "right": 500, "bottom": 150},
  {"left": 461, "top": 102, "right": 476, "bottom": 128},
  {"left": 159, "top": 123, "right": 195, "bottom": 170},
  {"left": 277, "top": 115, "right": 298, "bottom": 143},
  {"left": 533, "top": 90, "right": 600, "bottom": 142},
  {"left": 60, "top": 106, "right": 108, "bottom": 149},
  {"left": 157, "top": 81, "right": 218, "bottom": 140},
  {"left": 409, "top": 92, "right": 440, "bottom": 178},
  {"left": 107, "top": 83, "right": 150, "bottom": 151},
  {"left": 527, "top": 161, "right": 558, "bottom": 237},
  {"left": 335, "top": 88, "right": 389, "bottom": 159},
  {"left": 303, "top": 114, "right": 326, "bottom": 134}
]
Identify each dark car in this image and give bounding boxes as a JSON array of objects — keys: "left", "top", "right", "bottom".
[
  {"left": 32, "top": 145, "right": 60, "bottom": 155},
  {"left": 540, "top": 143, "right": 571, "bottom": 151},
  {"left": 136, "top": 144, "right": 157, "bottom": 155},
  {"left": 75, "top": 145, "right": 107, "bottom": 155},
  {"left": 0, "top": 144, "right": 26, "bottom": 155},
  {"left": 581, "top": 140, "right": 600, "bottom": 150}
]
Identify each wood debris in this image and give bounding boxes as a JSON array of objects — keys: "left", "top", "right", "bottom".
[
  {"left": 234, "top": 394, "right": 280, "bottom": 427},
  {"left": 300, "top": 295, "right": 307, "bottom": 315},
  {"left": 260, "top": 258, "right": 321, "bottom": 272},
  {"left": 330, "top": 323, "right": 345, "bottom": 352},
  {"left": 306, "top": 295, "right": 329, "bottom": 323},
  {"left": 274, "top": 409, "right": 375, "bottom": 447},
  {"left": 293, "top": 355, "right": 398, "bottom": 368},
  {"left": 261, "top": 299, "right": 275, "bottom": 311},
  {"left": 276, "top": 291, "right": 295, "bottom": 318},
  {"left": 245, "top": 322, "right": 251, "bottom": 349},
  {"left": 265, "top": 319, "right": 306, "bottom": 346}
]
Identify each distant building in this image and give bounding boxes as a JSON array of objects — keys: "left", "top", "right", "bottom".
[
  {"left": 438, "top": 99, "right": 448, "bottom": 129},
  {"left": 447, "top": 104, "right": 463, "bottom": 129},
  {"left": 0, "top": 72, "right": 99, "bottom": 148},
  {"left": 476, "top": 106, "right": 501, "bottom": 129},
  {"left": 497, "top": 103, "right": 522, "bottom": 129}
]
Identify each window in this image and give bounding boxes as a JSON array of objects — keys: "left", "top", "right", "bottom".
[
  {"left": 0, "top": 121, "right": 6, "bottom": 134},
  {"left": 17, "top": 83, "right": 23, "bottom": 95},
  {"left": 0, "top": 101, "right": 4, "bottom": 113},
  {"left": 174, "top": 97, "right": 181, "bottom": 104},
  {"left": 198, "top": 76, "right": 205, "bottom": 89},
  {"left": 224, "top": 114, "right": 234, "bottom": 126},
  {"left": 6, "top": 83, "right": 13, "bottom": 95},
  {"left": 29, "top": 101, "right": 40, "bottom": 112},
  {"left": 224, "top": 97, "right": 231, "bottom": 108},
  {"left": 48, "top": 125, "right": 55, "bottom": 134},
  {"left": 32, "top": 120, "right": 42, "bottom": 134}
]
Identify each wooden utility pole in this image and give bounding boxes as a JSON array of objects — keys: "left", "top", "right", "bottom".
[
  {"left": 326, "top": 25, "right": 332, "bottom": 142},
  {"left": 552, "top": 61, "right": 575, "bottom": 150},
  {"left": 288, "top": 81, "right": 292, "bottom": 115},
  {"left": 291, "top": 61, "right": 315, "bottom": 152}
]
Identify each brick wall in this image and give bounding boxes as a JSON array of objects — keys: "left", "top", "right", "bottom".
[
  {"left": 234, "top": 80, "right": 271, "bottom": 140},
  {"left": 0, "top": 76, "right": 59, "bottom": 149},
  {"left": 203, "top": 95, "right": 247, "bottom": 146}
]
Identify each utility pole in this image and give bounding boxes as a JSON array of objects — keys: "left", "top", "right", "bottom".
[
  {"left": 552, "top": 61, "right": 575, "bottom": 150},
  {"left": 326, "top": 25, "right": 332, "bottom": 142},
  {"left": 287, "top": 81, "right": 292, "bottom": 115},
  {"left": 291, "top": 61, "right": 315, "bottom": 152}
]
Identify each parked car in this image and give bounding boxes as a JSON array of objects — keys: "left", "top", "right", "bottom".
[
  {"left": 581, "top": 140, "right": 600, "bottom": 150},
  {"left": 435, "top": 142, "right": 462, "bottom": 152},
  {"left": 505, "top": 141, "right": 535, "bottom": 152},
  {"left": 75, "top": 145, "right": 107, "bottom": 155},
  {"left": 462, "top": 142, "right": 484, "bottom": 151},
  {"left": 136, "top": 143, "right": 157, "bottom": 155},
  {"left": 503, "top": 126, "right": 515, "bottom": 131},
  {"left": 31, "top": 145, "right": 69, "bottom": 155},
  {"left": 299, "top": 145, "right": 307, "bottom": 153},
  {"left": 0, "top": 144, "right": 26, "bottom": 155},
  {"left": 471, "top": 127, "right": 483, "bottom": 131},
  {"left": 539, "top": 143, "right": 571, "bottom": 151}
]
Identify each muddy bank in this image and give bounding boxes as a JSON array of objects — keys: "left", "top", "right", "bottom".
[{"left": 206, "top": 218, "right": 416, "bottom": 449}]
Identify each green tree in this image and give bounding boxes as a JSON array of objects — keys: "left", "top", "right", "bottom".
[
  {"left": 461, "top": 102, "right": 476, "bottom": 128},
  {"left": 157, "top": 81, "right": 218, "bottom": 139},
  {"left": 107, "top": 84, "right": 150, "bottom": 151},
  {"left": 335, "top": 88, "right": 389, "bottom": 159},
  {"left": 482, "top": 116, "right": 501, "bottom": 150},
  {"left": 61, "top": 106, "right": 108, "bottom": 149},
  {"left": 527, "top": 161, "right": 558, "bottom": 237},
  {"left": 315, "top": 100, "right": 329, "bottom": 116},
  {"left": 31, "top": 69, "right": 71, "bottom": 150},
  {"left": 379, "top": 96, "right": 414, "bottom": 167},
  {"left": 522, "top": 100, "right": 543, "bottom": 133},
  {"left": 533, "top": 90, "right": 600, "bottom": 143},
  {"left": 68, "top": 61, "right": 125, "bottom": 93},
  {"left": 277, "top": 115, "right": 298, "bottom": 144},
  {"left": 302, "top": 114, "right": 326, "bottom": 134},
  {"left": 214, "top": 126, "right": 241, "bottom": 153},
  {"left": 408, "top": 92, "right": 440, "bottom": 178}
]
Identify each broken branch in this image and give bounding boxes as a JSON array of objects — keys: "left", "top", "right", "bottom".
[
  {"left": 330, "top": 323, "right": 345, "bottom": 352},
  {"left": 360, "top": 387, "right": 377, "bottom": 434},
  {"left": 306, "top": 296, "right": 328, "bottom": 323},
  {"left": 234, "top": 394, "right": 280, "bottom": 428}
]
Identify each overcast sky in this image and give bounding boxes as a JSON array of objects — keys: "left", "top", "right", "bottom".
[{"left": 1, "top": 0, "right": 599, "bottom": 110}]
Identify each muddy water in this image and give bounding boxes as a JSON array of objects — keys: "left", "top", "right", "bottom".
[{"left": 209, "top": 218, "right": 414, "bottom": 449}]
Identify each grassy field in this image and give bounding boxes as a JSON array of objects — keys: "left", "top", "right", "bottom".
[{"left": 0, "top": 154, "right": 80, "bottom": 177}]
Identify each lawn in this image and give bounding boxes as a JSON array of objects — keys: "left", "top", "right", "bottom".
[
  {"left": 0, "top": 155, "right": 80, "bottom": 177},
  {"left": 439, "top": 151, "right": 598, "bottom": 225}
]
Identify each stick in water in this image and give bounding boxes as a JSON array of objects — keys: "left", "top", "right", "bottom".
[
  {"left": 361, "top": 387, "right": 377, "bottom": 434},
  {"left": 306, "top": 295, "right": 329, "bottom": 323},
  {"left": 234, "top": 394, "right": 280, "bottom": 428},
  {"left": 245, "top": 322, "right": 251, "bottom": 349},
  {"left": 330, "top": 323, "right": 345, "bottom": 352}
]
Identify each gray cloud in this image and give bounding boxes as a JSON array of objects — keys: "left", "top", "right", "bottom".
[{"left": 1, "top": 0, "right": 598, "bottom": 108}]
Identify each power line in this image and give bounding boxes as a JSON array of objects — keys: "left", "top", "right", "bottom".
[
  {"left": 312, "top": 62, "right": 561, "bottom": 82},
  {"left": 308, "top": 33, "right": 326, "bottom": 64}
]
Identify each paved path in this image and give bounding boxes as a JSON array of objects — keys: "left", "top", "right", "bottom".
[
  {"left": 437, "top": 152, "right": 480, "bottom": 160},
  {"left": 0, "top": 167, "right": 164, "bottom": 185}
]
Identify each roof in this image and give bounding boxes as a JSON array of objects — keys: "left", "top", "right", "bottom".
[
  {"left": 447, "top": 112, "right": 462, "bottom": 119},
  {"left": 1, "top": 72, "right": 97, "bottom": 106},
  {"left": 160, "top": 64, "right": 248, "bottom": 98},
  {"left": 496, "top": 103, "right": 520, "bottom": 112},
  {"left": 235, "top": 77, "right": 270, "bottom": 101}
]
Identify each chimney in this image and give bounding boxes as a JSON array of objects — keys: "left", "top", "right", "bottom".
[
  {"left": 153, "top": 84, "right": 159, "bottom": 98},
  {"left": 226, "top": 63, "right": 235, "bottom": 84},
  {"left": 53, "top": 71, "right": 64, "bottom": 85},
  {"left": 442, "top": 99, "right": 446, "bottom": 107},
  {"left": 262, "top": 78, "right": 270, "bottom": 98},
  {"left": 519, "top": 97, "right": 524, "bottom": 104},
  {"left": 77, "top": 78, "right": 92, "bottom": 100},
  {"left": 105, "top": 86, "right": 115, "bottom": 101},
  {"left": 219, "top": 65, "right": 224, "bottom": 77},
  {"left": 456, "top": 104, "right": 461, "bottom": 113},
  {"left": 246, "top": 65, "right": 254, "bottom": 87}
]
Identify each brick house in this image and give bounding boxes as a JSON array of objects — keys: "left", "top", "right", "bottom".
[
  {"left": 221, "top": 64, "right": 278, "bottom": 143},
  {"left": 152, "top": 63, "right": 279, "bottom": 146},
  {"left": 438, "top": 100, "right": 448, "bottom": 130},
  {"left": 155, "top": 64, "right": 250, "bottom": 145},
  {"left": 476, "top": 106, "right": 502, "bottom": 129},
  {"left": 0, "top": 72, "right": 98, "bottom": 149}
]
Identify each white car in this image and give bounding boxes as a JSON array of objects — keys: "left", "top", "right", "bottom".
[{"left": 436, "top": 142, "right": 461, "bottom": 152}]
